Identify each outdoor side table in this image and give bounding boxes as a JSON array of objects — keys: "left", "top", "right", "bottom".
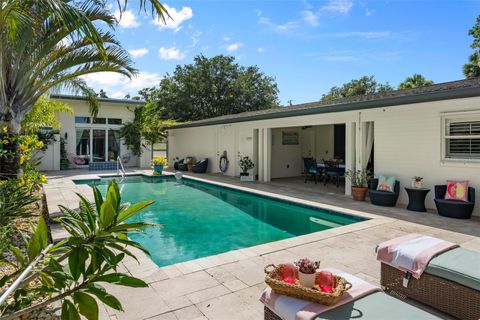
[{"left": 405, "top": 187, "right": 430, "bottom": 212}]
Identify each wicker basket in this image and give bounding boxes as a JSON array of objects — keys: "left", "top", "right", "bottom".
[
  {"left": 264, "top": 264, "right": 352, "bottom": 306},
  {"left": 381, "top": 263, "right": 480, "bottom": 320}
]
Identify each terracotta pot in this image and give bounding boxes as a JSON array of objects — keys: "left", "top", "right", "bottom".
[
  {"left": 351, "top": 186, "right": 368, "bottom": 201},
  {"left": 187, "top": 163, "right": 194, "bottom": 171},
  {"left": 298, "top": 271, "right": 317, "bottom": 288}
]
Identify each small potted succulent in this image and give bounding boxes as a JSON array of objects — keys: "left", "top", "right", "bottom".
[
  {"left": 238, "top": 156, "right": 255, "bottom": 181},
  {"left": 152, "top": 156, "right": 168, "bottom": 174},
  {"left": 345, "top": 168, "right": 373, "bottom": 201},
  {"left": 186, "top": 157, "right": 196, "bottom": 172},
  {"left": 411, "top": 176, "right": 424, "bottom": 189},
  {"left": 295, "top": 258, "right": 320, "bottom": 288}
]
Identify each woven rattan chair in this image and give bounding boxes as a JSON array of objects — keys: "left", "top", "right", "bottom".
[
  {"left": 368, "top": 178, "right": 400, "bottom": 207},
  {"left": 434, "top": 185, "right": 475, "bottom": 219}
]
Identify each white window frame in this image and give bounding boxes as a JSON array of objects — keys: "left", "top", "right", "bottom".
[
  {"left": 74, "top": 117, "right": 123, "bottom": 163},
  {"left": 441, "top": 110, "right": 480, "bottom": 164}
]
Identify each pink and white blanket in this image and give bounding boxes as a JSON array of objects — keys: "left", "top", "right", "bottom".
[
  {"left": 260, "top": 268, "right": 380, "bottom": 320},
  {"left": 376, "top": 233, "right": 458, "bottom": 279}
]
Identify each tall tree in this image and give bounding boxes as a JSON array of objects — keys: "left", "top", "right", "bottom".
[
  {"left": 464, "top": 52, "right": 480, "bottom": 79},
  {"left": 98, "top": 89, "right": 109, "bottom": 98},
  {"left": 144, "top": 55, "right": 279, "bottom": 122},
  {"left": 464, "top": 15, "right": 480, "bottom": 78},
  {"left": 321, "top": 76, "right": 393, "bottom": 101},
  {"left": 0, "top": 0, "right": 168, "bottom": 177},
  {"left": 398, "top": 74, "right": 434, "bottom": 89}
]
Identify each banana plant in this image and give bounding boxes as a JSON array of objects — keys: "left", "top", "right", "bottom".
[{"left": 0, "top": 180, "right": 158, "bottom": 320}]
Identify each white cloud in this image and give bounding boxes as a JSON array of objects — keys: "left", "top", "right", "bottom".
[
  {"left": 258, "top": 16, "right": 298, "bottom": 33},
  {"left": 335, "top": 31, "right": 392, "bottom": 39},
  {"left": 153, "top": 4, "right": 193, "bottom": 30},
  {"left": 257, "top": 47, "right": 265, "bottom": 53},
  {"left": 223, "top": 36, "right": 231, "bottom": 42},
  {"left": 226, "top": 42, "right": 243, "bottom": 52},
  {"left": 365, "top": 8, "right": 374, "bottom": 16},
  {"left": 115, "top": 10, "right": 140, "bottom": 28},
  {"left": 128, "top": 48, "right": 149, "bottom": 58},
  {"left": 82, "top": 71, "right": 162, "bottom": 98},
  {"left": 321, "top": 0, "right": 353, "bottom": 14},
  {"left": 302, "top": 10, "right": 319, "bottom": 26},
  {"left": 159, "top": 46, "right": 186, "bottom": 60}
]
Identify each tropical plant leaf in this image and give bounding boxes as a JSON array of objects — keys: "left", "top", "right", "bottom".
[
  {"left": 61, "top": 299, "right": 80, "bottom": 320},
  {"left": 100, "top": 202, "right": 116, "bottom": 228},
  {"left": 86, "top": 283, "right": 123, "bottom": 311},
  {"left": 116, "top": 201, "right": 155, "bottom": 223},
  {"left": 27, "top": 216, "right": 48, "bottom": 260},
  {"left": 73, "top": 291, "right": 98, "bottom": 320},
  {"left": 94, "top": 273, "right": 148, "bottom": 287}
]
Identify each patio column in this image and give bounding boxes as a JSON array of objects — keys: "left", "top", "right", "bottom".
[
  {"left": 258, "top": 129, "right": 264, "bottom": 181},
  {"left": 262, "top": 128, "right": 272, "bottom": 182},
  {"left": 345, "top": 122, "right": 356, "bottom": 195}
]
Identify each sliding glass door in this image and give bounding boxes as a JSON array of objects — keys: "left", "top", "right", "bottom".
[
  {"left": 75, "top": 128, "right": 91, "bottom": 161},
  {"left": 92, "top": 129, "right": 106, "bottom": 162},
  {"left": 75, "top": 117, "right": 123, "bottom": 163}
]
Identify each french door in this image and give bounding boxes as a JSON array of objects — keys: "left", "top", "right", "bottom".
[{"left": 75, "top": 128, "right": 121, "bottom": 163}]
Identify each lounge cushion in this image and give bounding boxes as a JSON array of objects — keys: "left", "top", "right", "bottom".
[
  {"left": 425, "top": 247, "right": 480, "bottom": 291},
  {"left": 314, "top": 292, "right": 440, "bottom": 319}
]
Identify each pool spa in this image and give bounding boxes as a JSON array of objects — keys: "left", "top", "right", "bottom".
[{"left": 75, "top": 175, "right": 366, "bottom": 267}]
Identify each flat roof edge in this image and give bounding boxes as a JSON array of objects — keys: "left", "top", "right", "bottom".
[
  {"left": 168, "top": 86, "right": 480, "bottom": 129},
  {"left": 50, "top": 94, "right": 145, "bottom": 105}
]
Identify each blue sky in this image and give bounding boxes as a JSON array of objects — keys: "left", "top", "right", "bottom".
[{"left": 82, "top": 0, "right": 480, "bottom": 105}]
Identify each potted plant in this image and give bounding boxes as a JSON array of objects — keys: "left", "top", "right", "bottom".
[
  {"left": 295, "top": 258, "right": 320, "bottom": 288},
  {"left": 186, "top": 157, "right": 196, "bottom": 172},
  {"left": 345, "top": 168, "right": 373, "bottom": 201},
  {"left": 152, "top": 156, "right": 168, "bottom": 174},
  {"left": 238, "top": 156, "right": 255, "bottom": 181},
  {"left": 412, "top": 176, "right": 424, "bottom": 189}
]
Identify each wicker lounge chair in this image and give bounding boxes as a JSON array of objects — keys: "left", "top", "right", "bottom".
[
  {"left": 434, "top": 185, "right": 475, "bottom": 219},
  {"left": 380, "top": 247, "right": 480, "bottom": 320},
  {"left": 192, "top": 158, "right": 208, "bottom": 173},
  {"left": 174, "top": 159, "right": 184, "bottom": 171},
  {"left": 368, "top": 178, "right": 400, "bottom": 207}
]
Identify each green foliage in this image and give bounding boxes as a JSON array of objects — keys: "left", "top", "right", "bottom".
[
  {"left": 464, "top": 52, "right": 480, "bottom": 79},
  {"left": 321, "top": 76, "right": 393, "bottom": 101},
  {"left": 21, "top": 97, "right": 73, "bottom": 134},
  {"left": 464, "top": 15, "right": 480, "bottom": 79},
  {"left": 398, "top": 74, "right": 434, "bottom": 89},
  {"left": 143, "top": 55, "right": 279, "bottom": 122},
  {"left": 238, "top": 156, "right": 255, "bottom": 173},
  {"left": 120, "top": 103, "right": 177, "bottom": 156},
  {"left": 344, "top": 169, "right": 373, "bottom": 188},
  {"left": 1, "top": 180, "right": 158, "bottom": 319},
  {"left": 0, "top": 183, "right": 37, "bottom": 227}
]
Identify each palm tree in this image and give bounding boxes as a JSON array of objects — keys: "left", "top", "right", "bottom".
[
  {"left": 463, "top": 52, "right": 480, "bottom": 79},
  {"left": 0, "top": 0, "right": 168, "bottom": 177},
  {"left": 398, "top": 74, "right": 434, "bottom": 89}
]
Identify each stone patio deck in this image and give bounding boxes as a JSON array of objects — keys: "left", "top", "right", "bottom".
[{"left": 44, "top": 169, "right": 480, "bottom": 320}]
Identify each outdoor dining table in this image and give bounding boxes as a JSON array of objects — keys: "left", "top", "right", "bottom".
[{"left": 317, "top": 163, "right": 346, "bottom": 168}]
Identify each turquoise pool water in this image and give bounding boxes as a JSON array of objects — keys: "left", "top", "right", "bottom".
[{"left": 75, "top": 175, "right": 365, "bottom": 267}]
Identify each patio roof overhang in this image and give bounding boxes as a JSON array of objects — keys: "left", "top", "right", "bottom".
[{"left": 168, "top": 78, "right": 480, "bottom": 129}]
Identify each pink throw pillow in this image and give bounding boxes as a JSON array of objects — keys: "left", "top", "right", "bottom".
[{"left": 445, "top": 180, "right": 469, "bottom": 202}]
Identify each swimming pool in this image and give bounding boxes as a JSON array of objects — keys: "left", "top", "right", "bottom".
[{"left": 75, "top": 175, "right": 366, "bottom": 267}]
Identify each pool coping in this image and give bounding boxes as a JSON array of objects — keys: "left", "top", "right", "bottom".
[{"left": 46, "top": 169, "right": 395, "bottom": 279}]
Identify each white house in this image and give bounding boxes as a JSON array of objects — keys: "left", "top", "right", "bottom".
[
  {"left": 37, "top": 94, "right": 151, "bottom": 171},
  {"left": 167, "top": 78, "right": 480, "bottom": 216}
]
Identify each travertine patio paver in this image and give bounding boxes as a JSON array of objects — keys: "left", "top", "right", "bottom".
[{"left": 45, "top": 169, "right": 480, "bottom": 319}]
